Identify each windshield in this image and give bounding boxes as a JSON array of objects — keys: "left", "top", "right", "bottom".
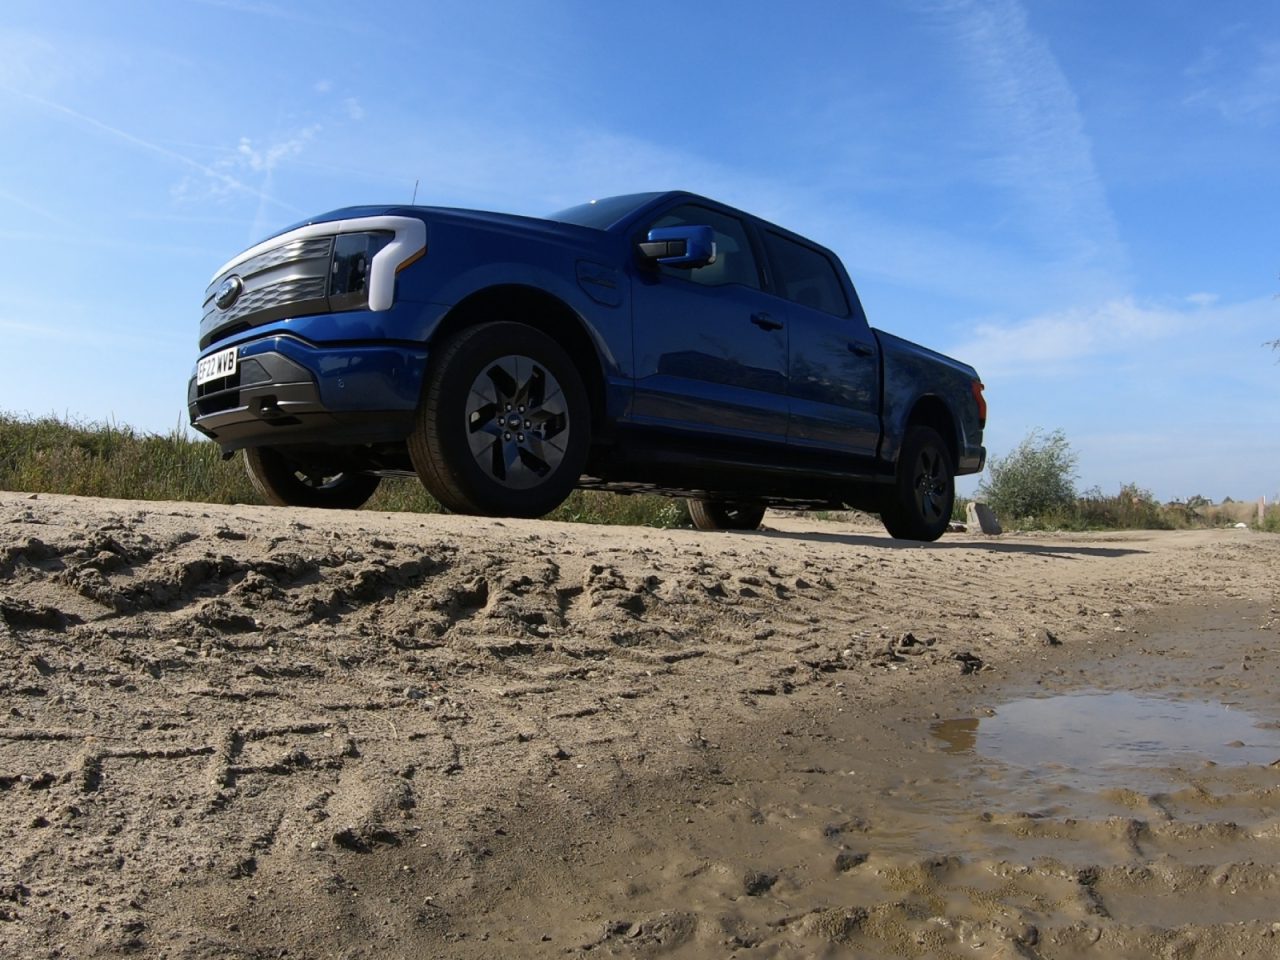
[{"left": 545, "top": 192, "right": 665, "bottom": 230}]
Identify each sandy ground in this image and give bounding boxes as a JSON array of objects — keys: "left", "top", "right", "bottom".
[{"left": 0, "top": 491, "right": 1278, "bottom": 959}]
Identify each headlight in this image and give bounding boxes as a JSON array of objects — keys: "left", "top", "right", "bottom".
[{"left": 329, "top": 231, "right": 394, "bottom": 309}]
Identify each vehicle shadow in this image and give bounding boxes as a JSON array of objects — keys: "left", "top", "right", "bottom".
[{"left": 756, "top": 528, "right": 1148, "bottom": 559}]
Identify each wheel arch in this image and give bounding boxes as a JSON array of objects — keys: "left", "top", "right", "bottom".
[
  {"left": 903, "top": 395, "right": 959, "bottom": 469},
  {"left": 431, "top": 284, "right": 607, "bottom": 438}
]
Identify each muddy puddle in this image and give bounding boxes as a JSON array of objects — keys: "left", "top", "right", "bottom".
[
  {"left": 932, "top": 690, "right": 1280, "bottom": 792},
  {"left": 462, "top": 602, "right": 1280, "bottom": 958}
]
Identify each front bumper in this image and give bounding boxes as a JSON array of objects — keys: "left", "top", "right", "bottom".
[{"left": 188, "top": 333, "right": 428, "bottom": 452}]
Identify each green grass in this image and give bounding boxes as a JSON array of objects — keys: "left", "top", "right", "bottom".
[
  {"left": 0, "top": 413, "right": 690, "bottom": 528},
  {"left": 5, "top": 413, "right": 1269, "bottom": 535},
  {"left": 0, "top": 414, "right": 256, "bottom": 503}
]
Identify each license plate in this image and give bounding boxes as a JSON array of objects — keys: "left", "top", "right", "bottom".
[{"left": 197, "top": 346, "right": 238, "bottom": 385}]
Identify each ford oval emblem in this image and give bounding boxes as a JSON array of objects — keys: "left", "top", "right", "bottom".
[{"left": 215, "top": 275, "right": 244, "bottom": 310}]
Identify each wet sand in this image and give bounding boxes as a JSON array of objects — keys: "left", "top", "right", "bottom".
[
  {"left": 0, "top": 492, "right": 1277, "bottom": 958},
  {"left": 419, "top": 601, "right": 1280, "bottom": 959}
]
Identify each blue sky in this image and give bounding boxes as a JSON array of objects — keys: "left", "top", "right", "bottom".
[{"left": 0, "top": 0, "right": 1276, "bottom": 502}]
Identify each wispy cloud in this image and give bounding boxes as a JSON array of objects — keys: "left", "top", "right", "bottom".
[
  {"left": 168, "top": 120, "right": 325, "bottom": 237},
  {"left": 236, "top": 125, "right": 322, "bottom": 173},
  {"left": 0, "top": 186, "right": 74, "bottom": 227},
  {"left": 7, "top": 88, "right": 303, "bottom": 215},
  {"left": 949, "top": 294, "right": 1276, "bottom": 378},
  {"left": 1185, "top": 34, "right": 1280, "bottom": 126},
  {"left": 184, "top": 0, "right": 331, "bottom": 27},
  {"left": 183, "top": 0, "right": 390, "bottom": 41},
  {"left": 0, "top": 30, "right": 69, "bottom": 98},
  {"left": 951, "top": 298, "right": 1192, "bottom": 377},
  {"left": 921, "top": 0, "right": 1127, "bottom": 286}
]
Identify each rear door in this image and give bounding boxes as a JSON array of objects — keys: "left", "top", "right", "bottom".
[
  {"left": 762, "top": 229, "right": 881, "bottom": 460},
  {"left": 629, "top": 202, "right": 790, "bottom": 446}
]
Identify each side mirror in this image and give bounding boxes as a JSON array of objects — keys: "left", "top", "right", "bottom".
[{"left": 637, "top": 225, "right": 716, "bottom": 269}]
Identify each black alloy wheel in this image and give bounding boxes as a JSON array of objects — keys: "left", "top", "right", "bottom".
[
  {"left": 243, "top": 447, "right": 381, "bottom": 509},
  {"left": 880, "top": 425, "right": 954, "bottom": 542},
  {"left": 687, "top": 499, "right": 767, "bottom": 531},
  {"left": 409, "top": 322, "right": 590, "bottom": 518}
]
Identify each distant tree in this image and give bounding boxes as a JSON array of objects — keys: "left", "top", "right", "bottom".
[{"left": 978, "top": 428, "right": 1077, "bottom": 521}]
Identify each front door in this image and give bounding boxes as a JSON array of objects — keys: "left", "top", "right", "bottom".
[{"left": 629, "top": 202, "right": 789, "bottom": 446}]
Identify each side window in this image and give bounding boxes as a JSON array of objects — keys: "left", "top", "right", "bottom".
[
  {"left": 647, "top": 205, "right": 761, "bottom": 290},
  {"left": 763, "top": 231, "right": 850, "bottom": 317}
]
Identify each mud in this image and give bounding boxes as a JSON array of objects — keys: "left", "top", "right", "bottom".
[{"left": 0, "top": 492, "right": 1276, "bottom": 958}]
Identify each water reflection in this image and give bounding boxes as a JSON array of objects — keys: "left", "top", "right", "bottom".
[{"left": 931, "top": 691, "right": 1280, "bottom": 792}]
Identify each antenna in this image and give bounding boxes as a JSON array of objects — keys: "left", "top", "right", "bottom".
[{"left": 411, "top": 178, "right": 419, "bottom": 205}]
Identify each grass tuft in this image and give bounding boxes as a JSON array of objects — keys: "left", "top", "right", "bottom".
[{"left": 0, "top": 413, "right": 690, "bottom": 528}]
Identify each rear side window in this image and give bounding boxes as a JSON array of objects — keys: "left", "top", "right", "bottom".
[{"left": 763, "top": 231, "right": 849, "bottom": 316}]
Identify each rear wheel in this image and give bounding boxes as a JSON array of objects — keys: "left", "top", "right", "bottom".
[
  {"left": 409, "top": 322, "right": 590, "bottom": 517},
  {"left": 880, "top": 425, "right": 954, "bottom": 542},
  {"left": 243, "top": 447, "right": 381, "bottom": 509},
  {"left": 687, "top": 499, "right": 766, "bottom": 532}
]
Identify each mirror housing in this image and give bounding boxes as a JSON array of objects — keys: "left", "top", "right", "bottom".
[{"left": 637, "top": 225, "right": 716, "bottom": 269}]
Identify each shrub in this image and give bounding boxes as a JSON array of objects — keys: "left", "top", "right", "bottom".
[
  {"left": 1257, "top": 504, "right": 1280, "bottom": 533},
  {"left": 1072, "top": 483, "right": 1172, "bottom": 530},
  {"left": 977, "top": 428, "right": 1077, "bottom": 523}
]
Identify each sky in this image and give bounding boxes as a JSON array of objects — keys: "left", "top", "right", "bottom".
[{"left": 0, "top": 0, "right": 1277, "bottom": 502}]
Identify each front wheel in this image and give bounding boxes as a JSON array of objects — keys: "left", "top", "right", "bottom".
[
  {"left": 243, "top": 447, "right": 381, "bottom": 509},
  {"left": 687, "top": 499, "right": 766, "bottom": 532},
  {"left": 408, "top": 322, "right": 590, "bottom": 518},
  {"left": 880, "top": 425, "right": 954, "bottom": 542}
]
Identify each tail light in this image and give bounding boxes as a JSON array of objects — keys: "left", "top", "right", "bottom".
[{"left": 971, "top": 380, "right": 987, "bottom": 429}]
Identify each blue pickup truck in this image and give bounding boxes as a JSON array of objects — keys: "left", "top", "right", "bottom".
[{"left": 189, "top": 191, "right": 985, "bottom": 541}]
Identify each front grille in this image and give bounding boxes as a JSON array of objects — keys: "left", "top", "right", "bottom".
[
  {"left": 200, "top": 236, "right": 335, "bottom": 349},
  {"left": 235, "top": 236, "right": 334, "bottom": 280},
  {"left": 193, "top": 357, "right": 272, "bottom": 415},
  {"left": 222, "top": 276, "right": 327, "bottom": 320},
  {"left": 195, "top": 369, "right": 242, "bottom": 415}
]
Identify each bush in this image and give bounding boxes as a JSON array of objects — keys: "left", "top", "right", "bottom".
[
  {"left": 1258, "top": 504, "right": 1280, "bottom": 533},
  {"left": 1071, "top": 483, "right": 1172, "bottom": 530},
  {"left": 978, "top": 428, "right": 1077, "bottom": 523}
]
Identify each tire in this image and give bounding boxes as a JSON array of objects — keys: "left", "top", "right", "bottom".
[
  {"left": 408, "top": 322, "right": 590, "bottom": 518},
  {"left": 880, "top": 425, "right": 954, "bottom": 542},
  {"left": 687, "top": 499, "right": 766, "bottom": 532},
  {"left": 243, "top": 447, "right": 381, "bottom": 509}
]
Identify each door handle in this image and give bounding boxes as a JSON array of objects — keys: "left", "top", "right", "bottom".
[
  {"left": 751, "top": 312, "right": 783, "bottom": 331},
  {"left": 848, "top": 342, "right": 874, "bottom": 357}
]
